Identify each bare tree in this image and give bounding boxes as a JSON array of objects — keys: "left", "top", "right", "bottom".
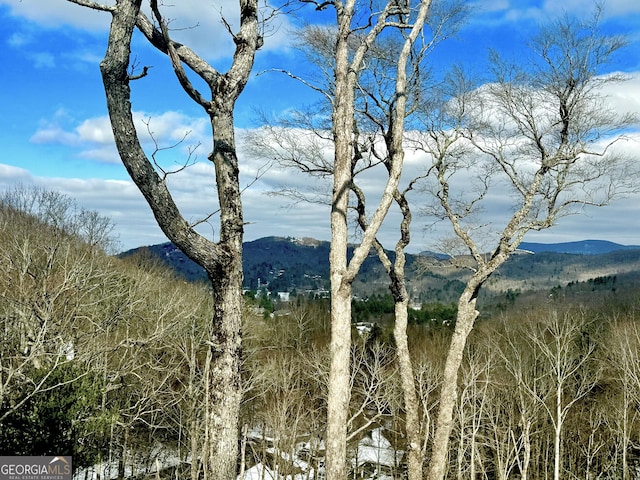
[
  {"left": 247, "top": 2, "right": 445, "bottom": 476},
  {"left": 348, "top": 9, "right": 468, "bottom": 479},
  {"left": 452, "top": 340, "right": 493, "bottom": 480},
  {"left": 523, "top": 311, "right": 601, "bottom": 480},
  {"left": 414, "top": 9, "right": 638, "bottom": 479},
  {"left": 305, "top": 6, "right": 433, "bottom": 475},
  {"left": 65, "top": 0, "right": 263, "bottom": 476},
  {"left": 491, "top": 317, "right": 546, "bottom": 480},
  {"left": 604, "top": 317, "right": 640, "bottom": 480},
  {"left": 0, "top": 188, "right": 117, "bottom": 423}
]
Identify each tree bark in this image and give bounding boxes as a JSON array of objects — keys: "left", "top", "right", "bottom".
[
  {"left": 394, "top": 294, "right": 423, "bottom": 480},
  {"left": 325, "top": 2, "right": 431, "bottom": 477},
  {"left": 325, "top": 6, "right": 356, "bottom": 475},
  {"left": 371, "top": 192, "right": 422, "bottom": 480},
  {"left": 98, "top": 0, "right": 257, "bottom": 477},
  {"left": 427, "top": 281, "right": 480, "bottom": 480}
]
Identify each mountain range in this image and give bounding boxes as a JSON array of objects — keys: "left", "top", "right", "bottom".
[
  {"left": 121, "top": 237, "right": 640, "bottom": 304},
  {"left": 518, "top": 239, "right": 640, "bottom": 255}
]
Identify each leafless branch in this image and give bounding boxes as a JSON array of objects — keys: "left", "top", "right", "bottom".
[
  {"left": 142, "top": 117, "right": 199, "bottom": 179},
  {"left": 66, "top": 0, "right": 114, "bottom": 12},
  {"left": 150, "top": 0, "right": 212, "bottom": 111}
]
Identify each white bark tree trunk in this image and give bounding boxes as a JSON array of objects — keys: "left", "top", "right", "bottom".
[
  {"left": 325, "top": 5, "right": 357, "bottom": 476},
  {"left": 554, "top": 380, "right": 562, "bottom": 480},
  {"left": 394, "top": 296, "right": 423, "bottom": 480}
]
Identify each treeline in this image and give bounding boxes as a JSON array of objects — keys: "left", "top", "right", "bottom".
[
  {"left": 352, "top": 293, "right": 458, "bottom": 327},
  {"left": 2, "top": 189, "right": 640, "bottom": 480}
]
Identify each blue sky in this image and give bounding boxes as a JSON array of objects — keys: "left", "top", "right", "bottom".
[{"left": 1, "top": 0, "right": 639, "bottom": 252}]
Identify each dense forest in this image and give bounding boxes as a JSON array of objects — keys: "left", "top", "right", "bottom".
[{"left": 2, "top": 190, "right": 640, "bottom": 479}]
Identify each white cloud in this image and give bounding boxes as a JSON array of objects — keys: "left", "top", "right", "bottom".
[
  {"left": 524, "top": 194, "right": 640, "bottom": 246},
  {"left": 4, "top": 112, "right": 640, "bottom": 255},
  {"left": 31, "top": 110, "right": 211, "bottom": 165},
  {"left": 0, "top": 156, "right": 322, "bottom": 251},
  {"left": 1, "top": 0, "right": 292, "bottom": 61},
  {"left": 600, "top": 72, "right": 640, "bottom": 120},
  {"left": 134, "top": 111, "right": 209, "bottom": 145},
  {"left": 78, "top": 147, "right": 121, "bottom": 164},
  {"left": 30, "top": 127, "right": 78, "bottom": 145},
  {"left": 32, "top": 52, "right": 55, "bottom": 68},
  {"left": 75, "top": 117, "right": 115, "bottom": 145},
  {"left": 0, "top": 163, "right": 35, "bottom": 184},
  {"left": 0, "top": 163, "right": 169, "bottom": 250},
  {"left": 543, "top": 0, "right": 640, "bottom": 18},
  {"left": 64, "top": 49, "right": 104, "bottom": 69},
  {"left": 136, "top": 1, "right": 294, "bottom": 59},
  {"left": 7, "top": 32, "right": 29, "bottom": 47},
  {"left": 471, "top": 0, "right": 640, "bottom": 26},
  {"left": 0, "top": 0, "right": 113, "bottom": 30}
]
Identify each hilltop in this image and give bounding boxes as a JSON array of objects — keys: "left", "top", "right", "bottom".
[
  {"left": 121, "top": 237, "right": 640, "bottom": 304},
  {"left": 518, "top": 239, "right": 640, "bottom": 255}
]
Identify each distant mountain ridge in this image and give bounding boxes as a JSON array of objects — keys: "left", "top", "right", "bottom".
[
  {"left": 121, "top": 236, "right": 333, "bottom": 287},
  {"left": 518, "top": 239, "right": 640, "bottom": 255},
  {"left": 121, "top": 236, "right": 412, "bottom": 291},
  {"left": 120, "top": 237, "right": 640, "bottom": 301}
]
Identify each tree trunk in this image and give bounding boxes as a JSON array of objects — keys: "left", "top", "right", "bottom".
[
  {"left": 99, "top": 2, "right": 246, "bottom": 478},
  {"left": 202, "top": 275, "right": 242, "bottom": 478},
  {"left": 622, "top": 389, "right": 630, "bottom": 480},
  {"left": 190, "top": 419, "right": 200, "bottom": 480},
  {"left": 394, "top": 289, "right": 423, "bottom": 480},
  {"left": 427, "top": 284, "right": 480, "bottom": 480},
  {"left": 325, "top": 5, "right": 357, "bottom": 478},
  {"left": 202, "top": 107, "right": 244, "bottom": 480},
  {"left": 325, "top": 1, "right": 430, "bottom": 476},
  {"left": 325, "top": 277, "right": 353, "bottom": 480},
  {"left": 521, "top": 419, "right": 531, "bottom": 480},
  {"left": 554, "top": 383, "right": 562, "bottom": 480}
]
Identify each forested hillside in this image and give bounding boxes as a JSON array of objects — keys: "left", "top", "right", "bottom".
[
  {"left": 124, "top": 236, "right": 640, "bottom": 306},
  {"left": 3, "top": 192, "right": 640, "bottom": 479},
  {"left": 0, "top": 190, "right": 215, "bottom": 473}
]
